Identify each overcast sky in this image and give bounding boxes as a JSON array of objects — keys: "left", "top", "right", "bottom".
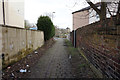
[{"left": 24, "top": 0, "right": 99, "bottom": 30}]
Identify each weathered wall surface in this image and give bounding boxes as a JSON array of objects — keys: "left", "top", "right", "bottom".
[
  {"left": 0, "top": 1, "right": 3, "bottom": 25},
  {"left": 0, "top": 0, "right": 24, "bottom": 28},
  {"left": 70, "top": 21, "right": 120, "bottom": 78},
  {"left": 0, "top": 26, "right": 2, "bottom": 70},
  {"left": 1, "top": 26, "right": 44, "bottom": 68}
]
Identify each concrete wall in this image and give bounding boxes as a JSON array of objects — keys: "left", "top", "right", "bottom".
[
  {"left": 0, "top": 0, "right": 24, "bottom": 28},
  {"left": 73, "top": 10, "right": 89, "bottom": 30},
  {"left": 1, "top": 26, "right": 44, "bottom": 68},
  {"left": 0, "top": 26, "right": 2, "bottom": 70}
]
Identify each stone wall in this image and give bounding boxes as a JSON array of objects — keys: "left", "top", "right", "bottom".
[
  {"left": 70, "top": 21, "right": 120, "bottom": 78},
  {"left": 0, "top": 26, "right": 44, "bottom": 68}
]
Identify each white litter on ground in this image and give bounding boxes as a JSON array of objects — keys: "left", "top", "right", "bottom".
[
  {"left": 20, "top": 69, "right": 27, "bottom": 73},
  {"left": 12, "top": 73, "right": 14, "bottom": 76},
  {"left": 26, "top": 65, "right": 29, "bottom": 67},
  {"left": 28, "top": 70, "right": 31, "bottom": 73},
  {"left": 35, "top": 51, "right": 38, "bottom": 54},
  {"left": 69, "top": 55, "right": 71, "bottom": 59}
]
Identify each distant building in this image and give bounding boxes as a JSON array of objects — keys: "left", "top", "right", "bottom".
[
  {"left": 72, "top": 7, "right": 89, "bottom": 30},
  {"left": 72, "top": 2, "right": 118, "bottom": 30},
  {"left": 66, "top": 27, "right": 70, "bottom": 33},
  {"left": 29, "top": 24, "right": 37, "bottom": 30},
  {"left": 0, "top": 0, "right": 24, "bottom": 28},
  {"left": 24, "top": 20, "right": 37, "bottom": 30},
  {"left": 55, "top": 26, "right": 70, "bottom": 38},
  {"left": 72, "top": 3, "right": 101, "bottom": 30}
]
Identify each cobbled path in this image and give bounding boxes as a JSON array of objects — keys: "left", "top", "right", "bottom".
[{"left": 28, "top": 38, "right": 74, "bottom": 78}]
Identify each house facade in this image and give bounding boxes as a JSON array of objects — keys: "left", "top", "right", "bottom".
[
  {"left": 72, "top": 9, "right": 89, "bottom": 30},
  {"left": 72, "top": 2, "right": 118, "bottom": 30},
  {"left": 72, "top": 3, "right": 101, "bottom": 30},
  {"left": 55, "top": 27, "right": 70, "bottom": 38},
  {"left": 0, "top": 0, "right": 24, "bottom": 28},
  {"left": 0, "top": 0, "right": 3, "bottom": 25}
]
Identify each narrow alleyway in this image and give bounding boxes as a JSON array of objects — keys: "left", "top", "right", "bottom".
[{"left": 27, "top": 38, "right": 74, "bottom": 78}]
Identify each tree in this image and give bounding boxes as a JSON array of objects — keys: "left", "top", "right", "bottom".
[
  {"left": 37, "top": 16, "right": 55, "bottom": 41},
  {"left": 86, "top": 0, "right": 106, "bottom": 21},
  {"left": 86, "top": 0, "right": 120, "bottom": 25},
  {"left": 116, "top": 1, "right": 120, "bottom": 24}
]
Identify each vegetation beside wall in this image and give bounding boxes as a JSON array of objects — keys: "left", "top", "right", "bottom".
[{"left": 65, "top": 39, "right": 97, "bottom": 78}]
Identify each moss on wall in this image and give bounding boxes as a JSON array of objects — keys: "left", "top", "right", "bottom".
[
  {"left": 2, "top": 26, "right": 44, "bottom": 69},
  {"left": 2, "top": 48, "right": 33, "bottom": 69}
]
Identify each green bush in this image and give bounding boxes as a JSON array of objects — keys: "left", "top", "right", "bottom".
[{"left": 37, "top": 16, "right": 55, "bottom": 41}]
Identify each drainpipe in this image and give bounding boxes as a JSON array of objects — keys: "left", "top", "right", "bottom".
[
  {"left": 2, "top": 0, "right": 5, "bottom": 25},
  {"left": 73, "top": 14, "right": 76, "bottom": 48},
  {"left": 73, "top": 30, "right": 76, "bottom": 48}
]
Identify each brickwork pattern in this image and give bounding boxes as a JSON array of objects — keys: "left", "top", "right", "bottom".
[{"left": 70, "top": 21, "right": 120, "bottom": 78}]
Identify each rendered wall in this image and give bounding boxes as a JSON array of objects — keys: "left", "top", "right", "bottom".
[
  {"left": 0, "top": 0, "right": 3, "bottom": 25},
  {"left": 1, "top": 26, "right": 44, "bottom": 68},
  {"left": 73, "top": 10, "right": 89, "bottom": 30},
  {"left": 0, "top": 0, "right": 24, "bottom": 28},
  {"left": 0, "top": 26, "right": 2, "bottom": 70}
]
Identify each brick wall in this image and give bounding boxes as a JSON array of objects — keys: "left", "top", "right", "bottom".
[{"left": 71, "top": 21, "right": 120, "bottom": 78}]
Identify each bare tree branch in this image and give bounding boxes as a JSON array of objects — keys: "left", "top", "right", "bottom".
[
  {"left": 86, "top": 0, "right": 101, "bottom": 15},
  {"left": 86, "top": 0, "right": 107, "bottom": 21},
  {"left": 106, "top": 6, "right": 112, "bottom": 16}
]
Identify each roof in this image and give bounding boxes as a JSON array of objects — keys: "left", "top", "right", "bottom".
[
  {"left": 72, "top": 2, "right": 101, "bottom": 14},
  {"left": 66, "top": 27, "right": 70, "bottom": 29}
]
